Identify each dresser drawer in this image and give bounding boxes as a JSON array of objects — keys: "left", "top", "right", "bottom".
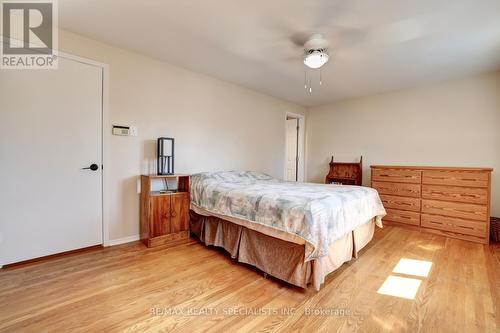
[
  {"left": 421, "top": 213, "right": 487, "bottom": 238},
  {"left": 421, "top": 199, "right": 487, "bottom": 221},
  {"left": 372, "top": 181, "right": 421, "bottom": 198},
  {"left": 384, "top": 209, "right": 420, "bottom": 226},
  {"left": 422, "top": 184, "right": 488, "bottom": 205},
  {"left": 380, "top": 194, "right": 421, "bottom": 212},
  {"left": 422, "top": 170, "right": 489, "bottom": 188},
  {"left": 372, "top": 169, "right": 421, "bottom": 184}
]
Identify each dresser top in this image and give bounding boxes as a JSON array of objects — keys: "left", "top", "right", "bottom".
[{"left": 370, "top": 165, "right": 493, "bottom": 172}]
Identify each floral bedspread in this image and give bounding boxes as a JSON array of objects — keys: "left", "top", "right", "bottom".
[{"left": 190, "top": 171, "right": 386, "bottom": 261}]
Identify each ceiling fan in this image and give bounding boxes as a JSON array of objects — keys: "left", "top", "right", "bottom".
[
  {"left": 302, "top": 34, "right": 329, "bottom": 93},
  {"left": 303, "top": 34, "right": 329, "bottom": 69},
  {"left": 254, "top": 1, "right": 420, "bottom": 94}
]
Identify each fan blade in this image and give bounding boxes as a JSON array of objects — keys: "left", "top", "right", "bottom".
[
  {"left": 311, "top": 0, "right": 353, "bottom": 29},
  {"left": 290, "top": 31, "right": 313, "bottom": 48}
]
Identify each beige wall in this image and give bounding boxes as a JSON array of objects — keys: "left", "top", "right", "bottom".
[
  {"left": 58, "top": 30, "right": 306, "bottom": 241},
  {"left": 57, "top": 29, "right": 500, "bottom": 239},
  {"left": 306, "top": 72, "right": 500, "bottom": 216}
]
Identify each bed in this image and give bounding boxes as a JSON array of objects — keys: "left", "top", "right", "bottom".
[{"left": 190, "top": 171, "right": 386, "bottom": 290}]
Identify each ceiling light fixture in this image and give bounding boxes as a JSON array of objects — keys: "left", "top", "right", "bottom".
[
  {"left": 302, "top": 34, "right": 329, "bottom": 93},
  {"left": 303, "top": 49, "right": 329, "bottom": 69}
]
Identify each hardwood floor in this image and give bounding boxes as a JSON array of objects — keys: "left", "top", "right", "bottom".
[{"left": 0, "top": 226, "right": 499, "bottom": 332}]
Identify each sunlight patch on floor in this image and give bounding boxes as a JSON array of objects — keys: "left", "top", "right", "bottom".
[
  {"left": 376, "top": 257, "right": 433, "bottom": 300},
  {"left": 417, "top": 244, "right": 443, "bottom": 251},
  {"left": 392, "top": 258, "right": 432, "bottom": 278},
  {"left": 377, "top": 275, "right": 422, "bottom": 300}
]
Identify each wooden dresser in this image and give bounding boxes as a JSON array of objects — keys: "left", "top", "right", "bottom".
[
  {"left": 371, "top": 165, "right": 492, "bottom": 244},
  {"left": 140, "top": 174, "right": 190, "bottom": 247}
]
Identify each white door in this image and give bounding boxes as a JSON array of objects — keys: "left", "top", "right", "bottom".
[
  {"left": 0, "top": 56, "right": 103, "bottom": 265},
  {"left": 285, "top": 118, "right": 298, "bottom": 181}
]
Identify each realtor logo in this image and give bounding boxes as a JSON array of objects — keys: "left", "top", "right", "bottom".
[{"left": 1, "top": 0, "right": 58, "bottom": 69}]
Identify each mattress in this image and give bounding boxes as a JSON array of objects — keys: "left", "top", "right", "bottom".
[
  {"left": 191, "top": 204, "right": 306, "bottom": 245},
  {"left": 190, "top": 170, "right": 386, "bottom": 260}
]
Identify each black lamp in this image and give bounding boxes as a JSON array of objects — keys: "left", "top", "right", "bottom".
[{"left": 157, "top": 137, "right": 174, "bottom": 175}]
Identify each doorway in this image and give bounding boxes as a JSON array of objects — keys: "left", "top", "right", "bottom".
[{"left": 284, "top": 113, "right": 305, "bottom": 182}]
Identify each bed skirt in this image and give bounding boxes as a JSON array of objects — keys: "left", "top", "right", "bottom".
[{"left": 190, "top": 210, "right": 376, "bottom": 290}]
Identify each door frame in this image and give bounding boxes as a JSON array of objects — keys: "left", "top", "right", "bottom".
[
  {"left": 54, "top": 50, "right": 111, "bottom": 247},
  {"left": 284, "top": 112, "right": 305, "bottom": 182}
]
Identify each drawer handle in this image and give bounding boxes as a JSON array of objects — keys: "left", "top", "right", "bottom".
[
  {"left": 170, "top": 209, "right": 177, "bottom": 218},
  {"left": 442, "top": 222, "right": 474, "bottom": 231},
  {"left": 379, "top": 174, "right": 415, "bottom": 179},
  {"left": 430, "top": 176, "right": 477, "bottom": 182}
]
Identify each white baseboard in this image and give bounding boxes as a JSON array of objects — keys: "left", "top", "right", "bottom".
[{"left": 108, "top": 234, "right": 140, "bottom": 246}]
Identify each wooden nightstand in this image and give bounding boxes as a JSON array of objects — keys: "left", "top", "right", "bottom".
[{"left": 140, "top": 174, "right": 190, "bottom": 247}]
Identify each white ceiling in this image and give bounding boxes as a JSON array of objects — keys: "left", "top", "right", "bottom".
[{"left": 59, "top": 0, "right": 500, "bottom": 107}]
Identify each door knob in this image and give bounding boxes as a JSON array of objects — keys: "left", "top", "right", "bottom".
[{"left": 82, "top": 164, "right": 99, "bottom": 171}]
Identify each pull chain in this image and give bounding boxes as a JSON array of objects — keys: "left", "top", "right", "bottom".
[{"left": 303, "top": 68, "right": 323, "bottom": 93}]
